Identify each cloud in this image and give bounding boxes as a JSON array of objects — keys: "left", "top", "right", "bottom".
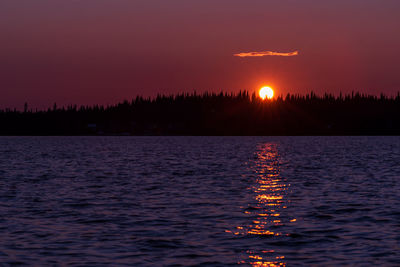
[{"left": 234, "top": 50, "right": 299, "bottom": 57}]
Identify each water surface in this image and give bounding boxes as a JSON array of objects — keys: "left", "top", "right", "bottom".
[{"left": 0, "top": 137, "right": 399, "bottom": 266}]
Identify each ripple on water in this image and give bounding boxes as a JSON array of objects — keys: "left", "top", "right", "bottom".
[{"left": 0, "top": 136, "right": 399, "bottom": 265}]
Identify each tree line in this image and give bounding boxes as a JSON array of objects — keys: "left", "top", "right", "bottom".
[{"left": 1, "top": 91, "right": 399, "bottom": 135}]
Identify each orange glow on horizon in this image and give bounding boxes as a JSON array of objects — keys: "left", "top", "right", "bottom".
[{"left": 259, "top": 87, "right": 274, "bottom": 100}]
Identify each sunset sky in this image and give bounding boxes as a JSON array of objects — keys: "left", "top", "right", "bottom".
[{"left": 1, "top": 0, "right": 400, "bottom": 109}]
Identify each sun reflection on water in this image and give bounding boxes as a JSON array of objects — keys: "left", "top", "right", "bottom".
[{"left": 229, "top": 143, "right": 294, "bottom": 266}]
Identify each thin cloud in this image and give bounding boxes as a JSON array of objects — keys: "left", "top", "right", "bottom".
[{"left": 234, "top": 50, "right": 299, "bottom": 57}]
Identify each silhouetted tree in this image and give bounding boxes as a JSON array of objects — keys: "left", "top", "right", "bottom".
[{"left": 0, "top": 91, "right": 399, "bottom": 135}]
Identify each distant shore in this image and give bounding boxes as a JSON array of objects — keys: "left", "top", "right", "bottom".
[{"left": 1, "top": 91, "right": 399, "bottom": 136}]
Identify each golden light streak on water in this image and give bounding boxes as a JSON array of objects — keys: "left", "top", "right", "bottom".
[{"left": 232, "top": 143, "right": 296, "bottom": 266}]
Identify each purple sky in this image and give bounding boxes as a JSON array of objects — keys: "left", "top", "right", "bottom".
[{"left": 1, "top": 0, "right": 400, "bottom": 109}]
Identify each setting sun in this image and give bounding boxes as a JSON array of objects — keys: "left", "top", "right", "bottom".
[{"left": 259, "top": 86, "right": 274, "bottom": 100}]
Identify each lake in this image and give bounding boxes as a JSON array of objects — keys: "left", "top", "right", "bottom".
[{"left": 0, "top": 136, "right": 399, "bottom": 266}]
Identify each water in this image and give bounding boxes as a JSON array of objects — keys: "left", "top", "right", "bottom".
[{"left": 0, "top": 136, "right": 399, "bottom": 266}]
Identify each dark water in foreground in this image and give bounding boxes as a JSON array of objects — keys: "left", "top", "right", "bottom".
[{"left": 0, "top": 137, "right": 399, "bottom": 266}]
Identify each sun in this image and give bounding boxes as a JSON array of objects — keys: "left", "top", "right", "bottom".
[{"left": 259, "top": 86, "right": 274, "bottom": 100}]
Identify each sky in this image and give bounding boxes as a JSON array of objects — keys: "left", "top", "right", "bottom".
[{"left": 1, "top": 0, "right": 400, "bottom": 109}]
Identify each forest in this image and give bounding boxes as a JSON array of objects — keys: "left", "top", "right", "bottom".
[{"left": 1, "top": 91, "right": 399, "bottom": 135}]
